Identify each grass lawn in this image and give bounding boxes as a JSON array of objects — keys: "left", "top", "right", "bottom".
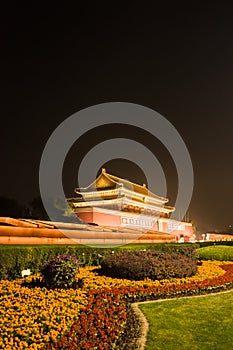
[
  {"left": 139, "top": 291, "right": 233, "bottom": 350},
  {"left": 197, "top": 245, "right": 233, "bottom": 261}
]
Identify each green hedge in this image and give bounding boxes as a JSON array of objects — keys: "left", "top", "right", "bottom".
[
  {"left": 197, "top": 245, "right": 233, "bottom": 261},
  {"left": 0, "top": 243, "right": 200, "bottom": 280},
  {"left": 198, "top": 240, "right": 233, "bottom": 247},
  {"left": 0, "top": 246, "right": 110, "bottom": 280}
]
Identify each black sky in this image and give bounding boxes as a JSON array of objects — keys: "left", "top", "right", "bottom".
[{"left": 1, "top": 3, "right": 233, "bottom": 231}]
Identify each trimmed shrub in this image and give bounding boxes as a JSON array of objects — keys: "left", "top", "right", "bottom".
[
  {"left": 40, "top": 254, "right": 81, "bottom": 289},
  {"left": 197, "top": 245, "right": 233, "bottom": 261},
  {"left": 99, "top": 250, "right": 197, "bottom": 280},
  {"left": 159, "top": 245, "right": 199, "bottom": 260}
]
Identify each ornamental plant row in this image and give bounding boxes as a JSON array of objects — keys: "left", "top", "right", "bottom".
[{"left": 44, "top": 264, "right": 233, "bottom": 350}]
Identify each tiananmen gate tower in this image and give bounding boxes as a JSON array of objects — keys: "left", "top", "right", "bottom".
[{"left": 68, "top": 169, "right": 194, "bottom": 241}]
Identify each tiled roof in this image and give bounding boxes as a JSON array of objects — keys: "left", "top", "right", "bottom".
[{"left": 75, "top": 168, "right": 168, "bottom": 203}]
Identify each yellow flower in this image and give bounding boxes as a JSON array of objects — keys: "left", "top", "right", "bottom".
[{"left": 0, "top": 260, "right": 231, "bottom": 349}]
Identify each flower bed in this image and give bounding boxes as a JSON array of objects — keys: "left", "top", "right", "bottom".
[
  {"left": 78, "top": 260, "right": 227, "bottom": 290},
  {"left": 0, "top": 278, "right": 88, "bottom": 349},
  {"left": 0, "top": 261, "right": 233, "bottom": 349}
]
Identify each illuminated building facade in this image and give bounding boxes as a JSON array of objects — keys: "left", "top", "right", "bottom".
[{"left": 68, "top": 169, "right": 194, "bottom": 241}]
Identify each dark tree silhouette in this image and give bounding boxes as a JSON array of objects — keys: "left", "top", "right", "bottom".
[
  {"left": 28, "top": 196, "right": 78, "bottom": 222},
  {"left": 28, "top": 196, "right": 49, "bottom": 220},
  {"left": 0, "top": 196, "right": 27, "bottom": 218},
  {"left": 0, "top": 195, "right": 81, "bottom": 223}
]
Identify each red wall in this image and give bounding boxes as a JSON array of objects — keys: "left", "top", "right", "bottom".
[{"left": 76, "top": 211, "right": 193, "bottom": 238}]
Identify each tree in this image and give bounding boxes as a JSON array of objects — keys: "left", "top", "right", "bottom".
[
  {"left": 28, "top": 196, "right": 78, "bottom": 222},
  {"left": 28, "top": 196, "right": 49, "bottom": 220}
]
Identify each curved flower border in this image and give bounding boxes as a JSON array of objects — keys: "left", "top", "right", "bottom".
[
  {"left": 0, "top": 261, "right": 233, "bottom": 349},
  {"left": 45, "top": 262, "right": 233, "bottom": 350}
]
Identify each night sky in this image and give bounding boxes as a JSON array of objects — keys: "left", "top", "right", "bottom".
[{"left": 1, "top": 3, "right": 233, "bottom": 232}]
